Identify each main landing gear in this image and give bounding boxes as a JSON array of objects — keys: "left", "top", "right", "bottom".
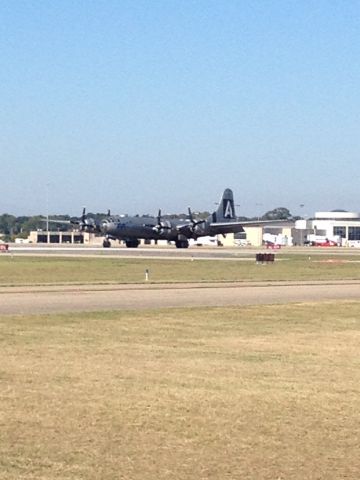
[
  {"left": 103, "top": 238, "right": 140, "bottom": 248},
  {"left": 125, "top": 239, "right": 140, "bottom": 248},
  {"left": 175, "top": 240, "right": 189, "bottom": 248}
]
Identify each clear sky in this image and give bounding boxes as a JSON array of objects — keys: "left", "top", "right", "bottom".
[{"left": 1, "top": 0, "right": 359, "bottom": 217}]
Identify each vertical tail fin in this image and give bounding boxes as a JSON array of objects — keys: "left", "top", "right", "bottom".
[{"left": 210, "top": 188, "right": 236, "bottom": 223}]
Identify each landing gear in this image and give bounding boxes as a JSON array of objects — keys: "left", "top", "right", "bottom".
[
  {"left": 103, "top": 238, "right": 111, "bottom": 248},
  {"left": 175, "top": 240, "right": 189, "bottom": 249},
  {"left": 125, "top": 239, "right": 140, "bottom": 248}
]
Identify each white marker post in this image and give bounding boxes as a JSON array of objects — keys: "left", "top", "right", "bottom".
[{"left": 145, "top": 269, "right": 149, "bottom": 282}]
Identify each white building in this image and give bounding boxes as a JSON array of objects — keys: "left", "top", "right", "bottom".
[{"left": 296, "top": 211, "right": 360, "bottom": 246}]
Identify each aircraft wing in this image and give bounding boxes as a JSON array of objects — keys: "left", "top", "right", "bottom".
[
  {"left": 175, "top": 222, "right": 195, "bottom": 234},
  {"left": 41, "top": 217, "right": 71, "bottom": 224},
  {"left": 208, "top": 221, "right": 245, "bottom": 235},
  {"left": 228, "top": 219, "right": 290, "bottom": 226},
  {"left": 208, "top": 219, "right": 289, "bottom": 235}
]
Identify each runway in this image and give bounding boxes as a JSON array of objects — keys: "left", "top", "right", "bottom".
[
  {"left": 8, "top": 244, "right": 360, "bottom": 260},
  {"left": 1, "top": 280, "right": 359, "bottom": 315}
]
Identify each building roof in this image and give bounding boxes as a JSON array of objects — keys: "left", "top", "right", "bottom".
[{"left": 315, "top": 211, "right": 360, "bottom": 220}]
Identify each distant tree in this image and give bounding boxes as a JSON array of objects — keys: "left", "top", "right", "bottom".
[
  {"left": 0, "top": 214, "right": 55, "bottom": 238},
  {"left": 261, "top": 207, "right": 292, "bottom": 220},
  {"left": 0, "top": 214, "right": 16, "bottom": 235},
  {"left": 21, "top": 216, "right": 46, "bottom": 232}
]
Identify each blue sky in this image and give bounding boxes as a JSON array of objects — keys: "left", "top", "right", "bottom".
[{"left": 1, "top": 0, "right": 359, "bottom": 217}]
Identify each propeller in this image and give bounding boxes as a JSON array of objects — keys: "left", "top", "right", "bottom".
[
  {"left": 187, "top": 207, "right": 206, "bottom": 233},
  {"left": 70, "top": 207, "right": 99, "bottom": 232},
  {"left": 153, "top": 209, "right": 172, "bottom": 235}
]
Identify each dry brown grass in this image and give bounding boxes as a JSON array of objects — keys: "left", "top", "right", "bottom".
[{"left": 1, "top": 302, "right": 360, "bottom": 479}]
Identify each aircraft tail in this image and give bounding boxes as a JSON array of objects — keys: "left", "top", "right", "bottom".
[{"left": 209, "top": 188, "right": 236, "bottom": 223}]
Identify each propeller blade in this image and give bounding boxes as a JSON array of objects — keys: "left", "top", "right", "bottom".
[
  {"left": 153, "top": 209, "right": 172, "bottom": 234},
  {"left": 187, "top": 206, "right": 206, "bottom": 232},
  {"left": 70, "top": 207, "right": 99, "bottom": 232}
]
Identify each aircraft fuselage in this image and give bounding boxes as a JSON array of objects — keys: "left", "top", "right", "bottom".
[{"left": 102, "top": 216, "right": 194, "bottom": 243}]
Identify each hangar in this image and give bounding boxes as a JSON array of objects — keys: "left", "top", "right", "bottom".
[
  {"left": 216, "top": 223, "right": 295, "bottom": 247},
  {"left": 28, "top": 231, "right": 101, "bottom": 245}
]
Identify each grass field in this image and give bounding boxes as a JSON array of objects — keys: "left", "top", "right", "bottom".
[
  {"left": 1, "top": 254, "right": 360, "bottom": 285},
  {"left": 1, "top": 302, "right": 360, "bottom": 479}
]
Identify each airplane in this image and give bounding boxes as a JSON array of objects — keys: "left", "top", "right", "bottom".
[{"left": 74, "top": 188, "right": 285, "bottom": 248}]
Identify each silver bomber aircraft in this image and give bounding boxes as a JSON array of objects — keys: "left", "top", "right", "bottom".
[{"left": 74, "top": 188, "right": 282, "bottom": 248}]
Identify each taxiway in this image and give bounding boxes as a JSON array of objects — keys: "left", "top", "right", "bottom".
[{"left": 1, "top": 280, "right": 359, "bottom": 315}]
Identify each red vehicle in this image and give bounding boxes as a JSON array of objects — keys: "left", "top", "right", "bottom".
[
  {"left": 304, "top": 235, "right": 340, "bottom": 247},
  {"left": 0, "top": 243, "right": 9, "bottom": 252},
  {"left": 315, "top": 239, "right": 338, "bottom": 247},
  {"left": 304, "top": 238, "right": 339, "bottom": 247}
]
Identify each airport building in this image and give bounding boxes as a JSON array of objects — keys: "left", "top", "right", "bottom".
[
  {"left": 28, "top": 231, "right": 102, "bottom": 245},
  {"left": 296, "top": 211, "right": 360, "bottom": 247},
  {"left": 219, "top": 223, "right": 296, "bottom": 247},
  {"left": 213, "top": 211, "right": 360, "bottom": 247},
  {"left": 239, "top": 211, "right": 360, "bottom": 247}
]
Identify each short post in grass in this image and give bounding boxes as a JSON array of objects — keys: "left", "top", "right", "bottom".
[{"left": 145, "top": 268, "right": 149, "bottom": 281}]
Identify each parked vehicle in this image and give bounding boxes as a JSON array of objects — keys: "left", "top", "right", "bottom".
[{"left": 304, "top": 235, "right": 341, "bottom": 247}]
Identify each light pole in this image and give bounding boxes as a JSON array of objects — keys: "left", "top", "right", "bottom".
[
  {"left": 46, "top": 183, "right": 49, "bottom": 232},
  {"left": 299, "top": 204, "right": 305, "bottom": 245},
  {"left": 46, "top": 183, "right": 50, "bottom": 244},
  {"left": 256, "top": 203, "right": 263, "bottom": 221}
]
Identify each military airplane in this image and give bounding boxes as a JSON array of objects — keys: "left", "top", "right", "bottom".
[{"left": 73, "top": 188, "right": 283, "bottom": 248}]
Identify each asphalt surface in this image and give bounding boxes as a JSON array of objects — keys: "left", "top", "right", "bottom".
[
  {"left": 1, "top": 280, "right": 359, "bottom": 315},
  {"left": 8, "top": 244, "right": 360, "bottom": 259}
]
